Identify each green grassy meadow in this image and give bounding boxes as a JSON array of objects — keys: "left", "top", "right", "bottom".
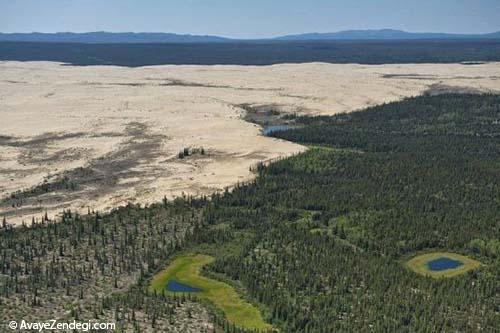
[
  {"left": 149, "top": 253, "right": 272, "bottom": 331},
  {"left": 405, "top": 252, "right": 482, "bottom": 278}
]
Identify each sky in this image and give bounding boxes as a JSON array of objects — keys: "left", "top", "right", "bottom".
[{"left": 1, "top": 0, "right": 500, "bottom": 38}]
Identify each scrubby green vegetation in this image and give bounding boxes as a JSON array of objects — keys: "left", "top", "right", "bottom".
[
  {"left": 1, "top": 94, "right": 499, "bottom": 332},
  {"left": 178, "top": 146, "right": 206, "bottom": 159},
  {"left": 150, "top": 254, "right": 272, "bottom": 331},
  {"left": 406, "top": 252, "right": 481, "bottom": 278}
]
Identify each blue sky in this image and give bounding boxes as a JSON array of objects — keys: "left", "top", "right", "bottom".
[{"left": 1, "top": 0, "right": 499, "bottom": 38}]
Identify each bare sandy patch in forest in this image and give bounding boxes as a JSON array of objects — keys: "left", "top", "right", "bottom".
[{"left": 1, "top": 61, "right": 499, "bottom": 225}]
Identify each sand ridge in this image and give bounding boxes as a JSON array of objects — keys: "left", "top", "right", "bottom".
[{"left": 1, "top": 61, "right": 499, "bottom": 225}]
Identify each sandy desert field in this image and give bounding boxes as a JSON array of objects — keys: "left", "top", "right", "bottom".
[{"left": 1, "top": 61, "right": 499, "bottom": 225}]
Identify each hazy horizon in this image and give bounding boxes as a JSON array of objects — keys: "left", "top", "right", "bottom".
[
  {"left": 1, "top": 0, "right": 499, "bottom": 39},
  {"left": 1, "top": 28, "right": 500, "bottom": 39}
]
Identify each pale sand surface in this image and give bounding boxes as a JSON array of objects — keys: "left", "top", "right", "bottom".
[{"left": 1, "top": 61, "right": 499, "bottom": 225}]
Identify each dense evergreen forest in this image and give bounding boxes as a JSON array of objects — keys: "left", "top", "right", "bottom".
[
  {"left": 202, "top": 94, "right": 500, "bottom": 331},
  {"left": 1, "top": 40, "right": 500, "bottom": 66},
  {"left": 1, "top": 94, "right": 499, "bottom": 332}
]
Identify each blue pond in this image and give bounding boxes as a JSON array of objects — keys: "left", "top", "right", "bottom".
[
  {"left": 262, "top": 125, "right": 293, "bottom": 136},
  {"left": 166, "top": 280, "right": 201, "bottom": 293},
  {"left": 427, "top": 257, "right": 463, "bottom": 271}
]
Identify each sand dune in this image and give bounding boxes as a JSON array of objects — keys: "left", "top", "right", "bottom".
[{"left": 1, "top": 61, "right": 499, "bottom": 225}]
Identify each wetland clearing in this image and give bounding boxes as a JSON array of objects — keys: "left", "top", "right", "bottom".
[
  {"left": 149, "top": 254, "right": 271, "bottom": 331},
  {"left": 406, "top": 252, "right": 482, "bottom": 278}
]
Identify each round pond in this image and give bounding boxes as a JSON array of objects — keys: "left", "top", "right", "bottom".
[{"left": 426, "top": 257, "right": 463, "bottom": 271}]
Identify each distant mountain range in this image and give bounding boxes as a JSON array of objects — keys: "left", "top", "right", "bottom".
[
  {"left": 276, "top": 29, "right": 500, "bottom": 41},
  {"left": 0, "top": 32, "right": 230, "bottom": 43},
  {"left": 0, "top": 29, "right": 499, "bottom": 43}
]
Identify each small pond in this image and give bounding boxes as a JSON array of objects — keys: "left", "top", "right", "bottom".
[
  {"left": 262, "top": 125, "right": 294, "bottom": 136},
  {"left": 426, "top": 257, "right": 464, "bottom": 271},
  {"left": 166, "top": 280, "right": 201, "bottom": 293}
]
